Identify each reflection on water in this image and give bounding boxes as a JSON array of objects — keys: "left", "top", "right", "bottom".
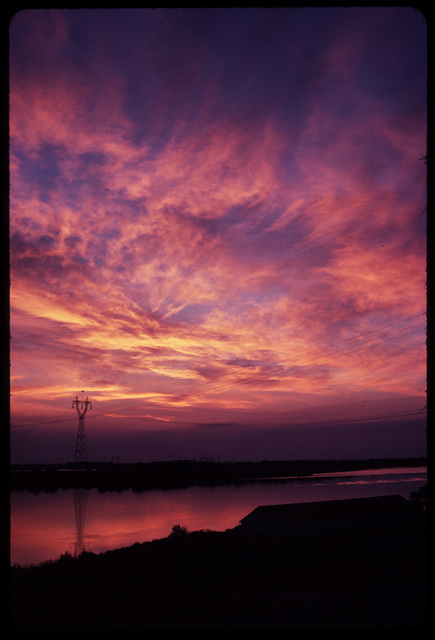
[
  {"left": 311, "top": 466, "right": 427, "bottom": 479},
  {"left": 10, "top": 467, "right": 426, "bottom": 567},
  {"left": 73, "top": 488, "right": 88, "bottom": 557}
]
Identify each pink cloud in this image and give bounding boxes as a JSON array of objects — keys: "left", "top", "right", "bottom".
[{"left": 9, "top": 9, "right": 426, "bottom": 462}]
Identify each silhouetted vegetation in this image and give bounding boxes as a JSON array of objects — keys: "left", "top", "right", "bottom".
[
  {"left": 409, "top": 484, "right": 427, "bottom": 506},
  {"left": 169, "top": 524, "right": 189, "bottom": 538},
  {"left": 10, "top": 506, "right": 427, "bottom": 629},
  {"left": 9, "top": 457, "right": 426, "bottom": 493}
]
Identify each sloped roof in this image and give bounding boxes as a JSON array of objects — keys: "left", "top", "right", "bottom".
[{"left": 240, "top": 495, "right": 411, "bottom": 526}]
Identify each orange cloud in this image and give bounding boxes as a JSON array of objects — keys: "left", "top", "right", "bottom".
[{"left": 9, "top": 8, "right": 426, "bottom": 462}]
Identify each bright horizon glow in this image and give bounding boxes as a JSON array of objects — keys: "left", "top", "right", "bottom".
[{"left": 9, "top": 8, "right": 427, "bottom": 463}]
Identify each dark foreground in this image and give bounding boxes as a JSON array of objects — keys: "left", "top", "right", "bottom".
[{"left": 10, "top": 511, "right": 428, "bottom": 630}]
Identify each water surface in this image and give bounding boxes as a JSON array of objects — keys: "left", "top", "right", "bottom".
[{"left": 10, "top": 466, "right": 426, "bottom": 567}]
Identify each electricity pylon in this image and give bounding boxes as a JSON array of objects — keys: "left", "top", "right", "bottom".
[{"left": 72, "top": 395, "right": 92, "bottom": 464}]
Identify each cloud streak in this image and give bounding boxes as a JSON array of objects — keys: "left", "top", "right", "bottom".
[{"left": 10, "top": 8, "right": 427, "bottom": 462}]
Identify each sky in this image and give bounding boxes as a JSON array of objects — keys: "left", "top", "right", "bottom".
[{"left": 9, "top": 7, "right": 427, "bottom": 464}]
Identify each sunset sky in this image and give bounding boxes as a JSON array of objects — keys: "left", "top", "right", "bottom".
[{"left": 9, "top": 7, "right": 427, "bottom": 464}]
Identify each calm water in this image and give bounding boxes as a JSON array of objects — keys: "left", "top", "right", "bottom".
[{"left": 10, "top": 466, "right": 426, "bottom": 567}]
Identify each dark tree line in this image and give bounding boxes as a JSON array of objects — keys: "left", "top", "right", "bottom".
[{"left": 10, "top": 457, "right": 426, "bottom": 493}]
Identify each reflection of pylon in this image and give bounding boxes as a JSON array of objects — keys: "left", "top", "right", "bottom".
[
  {"left": 72, "top": 395, "right": 92, "bottom": 464},
  {"left": 73, "top": 487, "right": 88, "bottom": 556}
]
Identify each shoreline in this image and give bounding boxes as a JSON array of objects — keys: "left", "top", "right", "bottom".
[{"left": 9, "top": 456, "right": 427, "bottom": 493}]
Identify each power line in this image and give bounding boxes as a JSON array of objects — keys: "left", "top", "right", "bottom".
[
  {"left": 11, "top": 411, "right": 76, "bottom": 429},
  {"left": 84, "top": 312, "right": 425, "bottom": 416},
  {"left": 277, "top": 409, "right": 427, "bottom": 430},
  {"left": 11, "top": 415, "right": 77, "bottom": 461},
  {"left": 10, "top": 312, "right": 426, "bottom": 459},
  {"left": 11, "top": 312, "right": 425, "bottom": 425}
]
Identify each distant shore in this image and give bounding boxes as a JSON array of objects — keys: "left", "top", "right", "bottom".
[{"left": 10, "top": 456, "right": 426, "bottom": 493}]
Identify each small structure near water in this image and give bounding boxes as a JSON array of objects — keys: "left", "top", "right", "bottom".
[{"left": 239, "top": 494, "right": 416, "bottom": 535}]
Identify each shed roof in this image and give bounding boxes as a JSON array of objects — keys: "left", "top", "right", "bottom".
[{"left": 240, "top": 495, "right": 412, "bottom": 526}]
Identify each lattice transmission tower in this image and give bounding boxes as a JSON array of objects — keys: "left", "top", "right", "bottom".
[{"left": 72, "top": 395, "right": 92, "bottom": 464}]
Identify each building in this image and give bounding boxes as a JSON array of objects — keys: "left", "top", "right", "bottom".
[{"left": 239, "top": 495, "right": 416, "bottom": 535}]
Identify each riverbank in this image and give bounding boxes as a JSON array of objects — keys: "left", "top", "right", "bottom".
[
  {"left": 10, "top": 506, "right": 427, "bottom": 629},
  {"left": 9, "top": 456, "right": 427, "bottom": 493}
]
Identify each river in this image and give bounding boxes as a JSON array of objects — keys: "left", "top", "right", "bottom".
[{"left": 10, "top": 465, "right": 426, "bottom": 567}]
